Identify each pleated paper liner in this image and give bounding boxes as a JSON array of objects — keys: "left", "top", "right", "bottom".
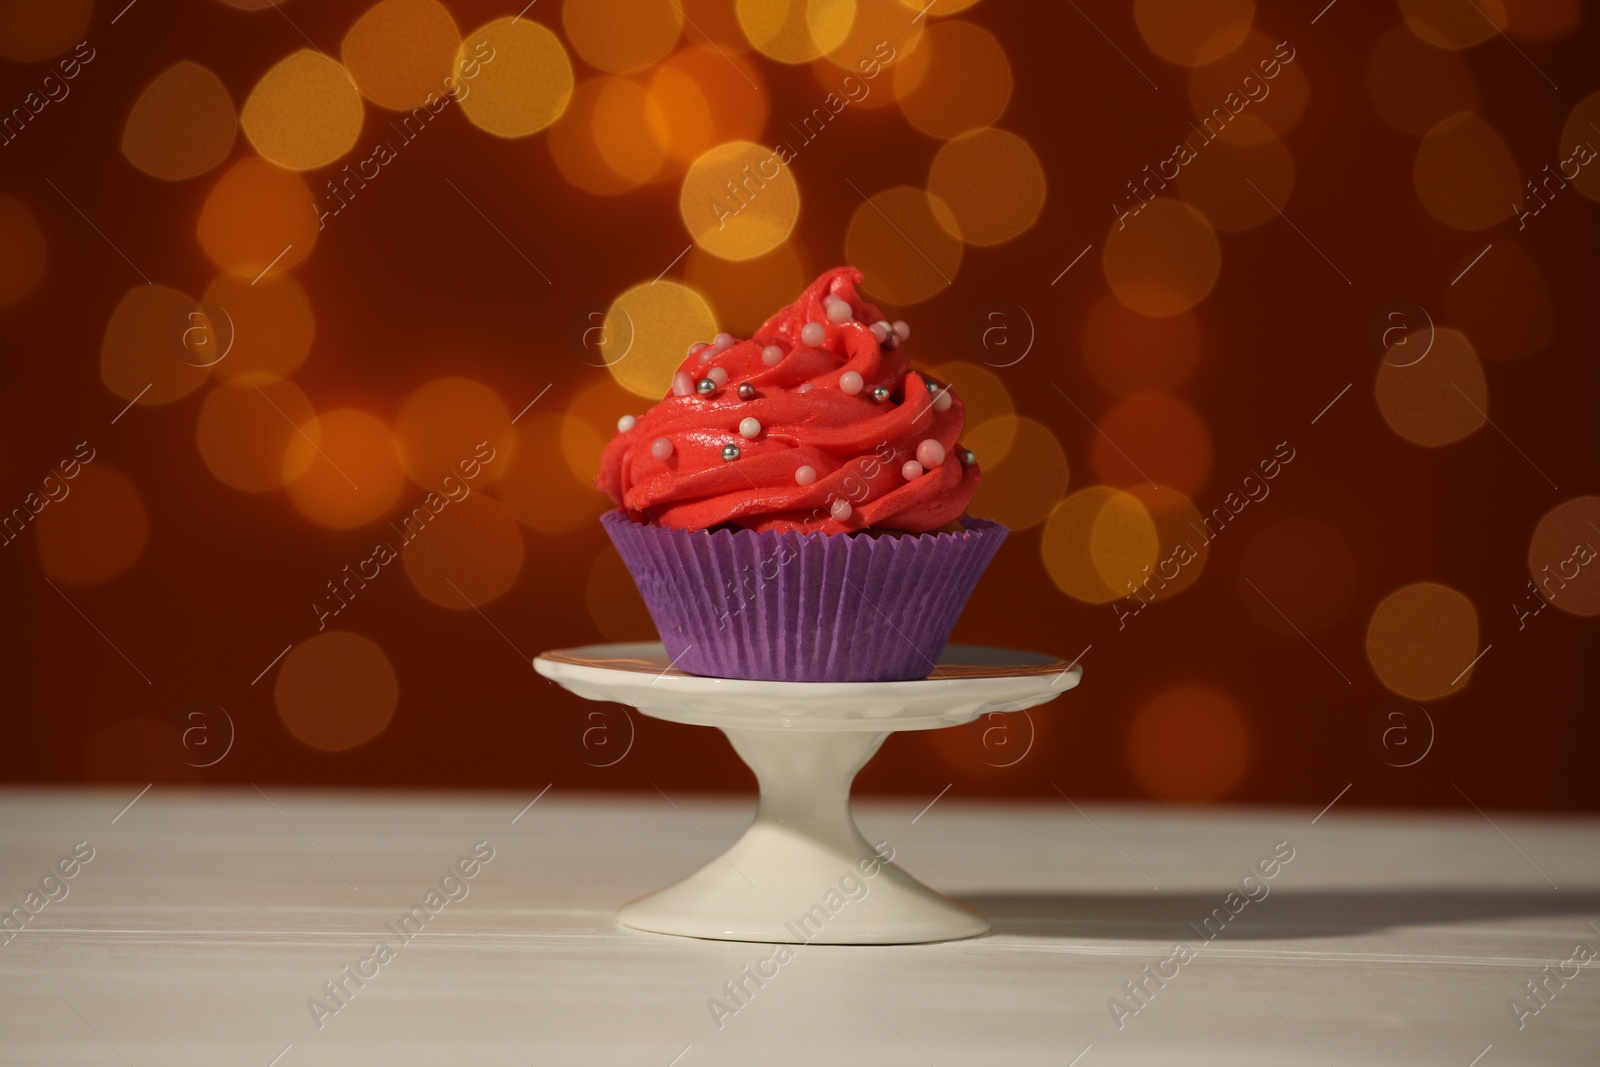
[{"left": 602, "top": 509, "right": 1007, "bottom": 682}]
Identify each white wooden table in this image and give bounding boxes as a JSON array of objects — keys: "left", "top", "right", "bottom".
[{"left": 2, "top": 788, "right": 1596, "bottom": 1065}]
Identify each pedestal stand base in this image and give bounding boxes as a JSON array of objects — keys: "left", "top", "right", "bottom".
[{"left": 535, "top": 643, "right": 1079, "bottom": 945}]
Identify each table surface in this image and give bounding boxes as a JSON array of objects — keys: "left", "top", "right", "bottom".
[{"left": 2, "top": 787, "right": 1597, "bottom": 1066}]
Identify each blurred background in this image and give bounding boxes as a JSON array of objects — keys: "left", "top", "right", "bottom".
[{"left": 0, "top": 0, "right": 1595, "bottom": 811}]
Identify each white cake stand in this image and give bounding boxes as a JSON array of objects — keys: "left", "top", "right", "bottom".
[{"left": 534, "top": 642, "right": 1080, "bottom": 945}]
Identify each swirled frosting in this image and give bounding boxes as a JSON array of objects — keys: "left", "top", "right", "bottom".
[{"left": 598, "top": 267, "right": 980, "bottom": 534}]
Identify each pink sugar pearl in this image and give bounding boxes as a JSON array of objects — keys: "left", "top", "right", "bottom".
[
  {"left": 901, "top": 460, "right": 923, "bottom": 480},
  {"left": 651, "top": 437, "right": 673, "bottom": 459},
  {"left": 795, "top": 465, "right": 816, "bottom": 486},
  {"left": 762, "top": 345, "right": 783, "bottom": 365},
  {"left": 839, "top": 371, "right": 864, "bottom": 395},
  {"left": 830, "top": 498, "right": 852, "bottom": 522},
  {"left": 800, "top": 322, "right": 826, "bottom": 346},
  {"left": 916, "top": 439, "right": 945, "bottom": 468}
]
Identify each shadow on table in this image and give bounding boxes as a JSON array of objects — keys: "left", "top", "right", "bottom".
[{"left": 954, "top": 890, "right": 1600, "bottom": 940}]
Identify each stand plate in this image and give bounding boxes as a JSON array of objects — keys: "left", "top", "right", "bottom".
[{"left": 535, "top": 643, "right": 1080, "bottom": 944}]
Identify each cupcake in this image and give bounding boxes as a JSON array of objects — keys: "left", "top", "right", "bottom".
[{"left": 597, "top": 267, "right": 1005, "bottom": 682}]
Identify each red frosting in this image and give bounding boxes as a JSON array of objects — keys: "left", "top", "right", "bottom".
[{"left": 598, "top": 267, "right": 981, "bottom": 534}]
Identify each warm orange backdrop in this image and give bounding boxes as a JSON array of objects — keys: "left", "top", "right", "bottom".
[{"left": 1, "top": 0, "right": 1596, "bottom": 812}]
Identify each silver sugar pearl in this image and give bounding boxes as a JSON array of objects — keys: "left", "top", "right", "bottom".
[
  {"left": 872, "top": 385, "right": 891, "bottom": 402},
  {"left": 737, "top": 382, "right": 756, "bottom": 401},
  {"left": 696, "top": 377, "right": 717, "bottom": 396},
  {"left": 721, "top": 443, "right": 742, "bottom": 462},
  {"left": 925, "top": 379, "right": 939, "bottom": 393},
  {"left": 960, "top": 448, "right": 976, "bottom": 466}
]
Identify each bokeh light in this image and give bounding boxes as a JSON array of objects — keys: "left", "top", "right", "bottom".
[
  {"left": 603, "top": 279, "right": 719, "bottom": 398},
  {"left": 1445, "top": 241, "right": 1552, "bottom": 362},
  {"left": 1092, "top": 392, "right": 1212, "bottom": 497},
  {"left": 0, "top": 0, "right": 90, "bottom": 61},
  {"left": 927, "top": 127, "right": 1045, "bottom": 247},
  {"left": 1102, "top": 198, "right": 1221, "bottom": 317},
  {"left": 1413, "top": 112, "right": 1519, "bottom": 230},
  {"left": 1240, "top": 517, "right": 1357, "bottom": 636},
  {"left": 681, "top": 140, "right": 800, "bottom": 260},
  {"left": 682, "top": 0, "right": 752, "bottom": 52},
  {"left": 401, "top": 493, "right": 524, "bottom": 608},
  {"left": 586, "top": 545, "right": 657, "bottom": 641},
  {"left": 100, "top": 284, "right": 210, "bottom": 405},
  {"left": 197, "top": 157, "right": 318, "bottom": 279},
  {"left": 646, "top": 63, "right": 715, "bottom": 169},
  {"left": 458, "top": 17, "right": 574, "bottom": 138},
  {"left": 1559, "top": 89, "right": 1600, "bottom": 203},
  {"left": 926, "top": 360, "right": 1014, "bottom": 462},
  {"left": 203, "top": 272, "right": 315, "bottom": 381},
  {"left": 197, "top": 375, "right": 320, "bottom": 492},
  {"left": 1399, "top": 0, "right": 1507, "bottom": 49},
  {"left": 893, "top": 20, "right": 1011, "bottom": 139},
  {"left": 549, "top": 77, "right": 648, "bottom": 196},
  {"left": 1135, "top": 0, "right": 1253, "bottom": 66},
  {"left": 0, "top": 193, "right": 46, "bottom": 310},
  {"left": 283, "top": 409, "right": 406, "bottom": 529},
  {"left": 1128, "top": 686, "right": 1250, "bottom": 802},
  {"left": 965, "top": 416, "right": 1068, "bottom": 531},
  {"left": 1366, "top": 582, "right": 1480, "bottom": 700},
  {"left": 1502, "top": 0, "right": 1583, "bottom": 41},
  {"left": 275, "top": 632, "right": 398, "bottom": 752},
  {"left": 656, "top": 45, "right": 768, "bottom": 156},
  {"left": 1041, "top": 487, "right": 1160, "bottom": 604},
  {"left": 1123, "top": 484, "right": 1209, "bottom": 602},
  {"left": 1527, "top": 496, "right": 1600, "bottom": 616},
  {"left": 394, "top": 377, "right": 516, "bottom": 490},
  {"left": 894, "top": 0, "right": 981, "bottom": 13},
  {"left": 1375, "top": 327, "right": 1487, "bottom": 447},
  {"left": 687, "top": 240, "right": 809, "bottom": 335},
  {"left": 1186, "top": 29, "right": 1307, "bottom": 139},
  {"left": 340, "top": 0, "right": 461, "bottom": 111},
  {"left": 1080, "top": 294, "right": 1201, "bottom": 396},
  {"left": 121, "top": 61, "right": 238, "bottom": 182},
  {"left": 844, "top": 187, "right": 963, "bottom": 305},
  {"left": 1366, "top": 23, "right": 1477, "bottom": 135},
  {"left": 34, "top": 465, "right": 148, "bottom": 587},
  {"left": 563, "top": 375, "right": 650, "bottom": 486},
  {"left": 738, "top": 0, "right": 857, "bottom": 64},
  {"left": 593, "top": 76, "right": 669, "bottom": 184},
  {"left": 824, "top": 0, "right": 923, "bottom": 77},
  {"left": 1175, "top": 116, "right": 1294, "bottom": 233},
  {"left": 498, "top": 411, "right": 610, "bottom": 533},
  {"left": 241, "top": 50, "right": 365, "bottom": 171},
  {"left": 564, "top": 0, "right": 681, "bottom": 73}
]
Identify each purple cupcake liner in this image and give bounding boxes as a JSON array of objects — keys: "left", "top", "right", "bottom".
[{"left": 602, "top": 510, "right": 1007, "bottom": 682}]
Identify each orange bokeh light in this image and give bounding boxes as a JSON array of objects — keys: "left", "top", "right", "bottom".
[
  {"left": 197, "top": 157, "right": 318, "bottom": 279},
  {"left": 100, "top": 284, "right": 210, "bottom": 405},
  {"left": 121, "top": 61, "right": 238, "bottom": 182},
  {"left": 0, "top": 0, "right": 90, "bottom": 61},
  {"left": 1128, "top": 686, "right": 1251, "bottom": 802},
  {"left": 1102, "top": 198, "right": 1221, "bottom": 317},
  {"left": 0, "top": 192, "right": 46, "bottom": 310},
  {"left": 203, "top": 271, "right": 315, "bottom": 381},
  {"left": 394, "top": 377, "right": 516, "bottom": 491},
  {"left": 966, "top": 416, "right": 1070, "bottom": 531},
  {"left": 1186, "top": 29, "right": 1306, "bottom": 139},
  {"left": 844, "top": 187, "right": 963, "bottom": 305},
  {"left": 1399, "top": 0, "right": 1508, "bottom": 49},
  {"left": 498, "top": 411, "right": 610, "bottom": 534},
  {"left": 340, "top": 0, "right": 462, "bottom": 111},
  {"left": 197, "top": 375, "right": 320, "bottom": 493},
  {"left": 1527, "top": 496, "right": 1600, "bottom": 617},
  {"left": 283, "top": 409, "right": 406, "bottom": 529},
  {"left": 1136, "top": 0, "right": 1254, "bottom": 66},
  {"left": 1375, "top": 327, "right": 1487, "bottom": 447},
  {"left": 35, "top": 464, "right": 149, "bottom": 587},
  {"left": 1091, "top": 392, "right": 1213, "bottom": 497},
  {"left": 275, "top": 631, "right": 399, "bottom": 752},
  {"left": 1366, "top": 582, "right": 1480, "bottom": 700},
  {"left": 1366, "top": 23, "right": 1477, "bottom": 136},
  {"left": 401, "top": 493, "right": 524, "bottom": 609},
  {"left": 1413, "top": 112, "right": 1519, "bottom": 230},
  {"left": 893, "top": 20, "right": 1012, "bottom": 140}
]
